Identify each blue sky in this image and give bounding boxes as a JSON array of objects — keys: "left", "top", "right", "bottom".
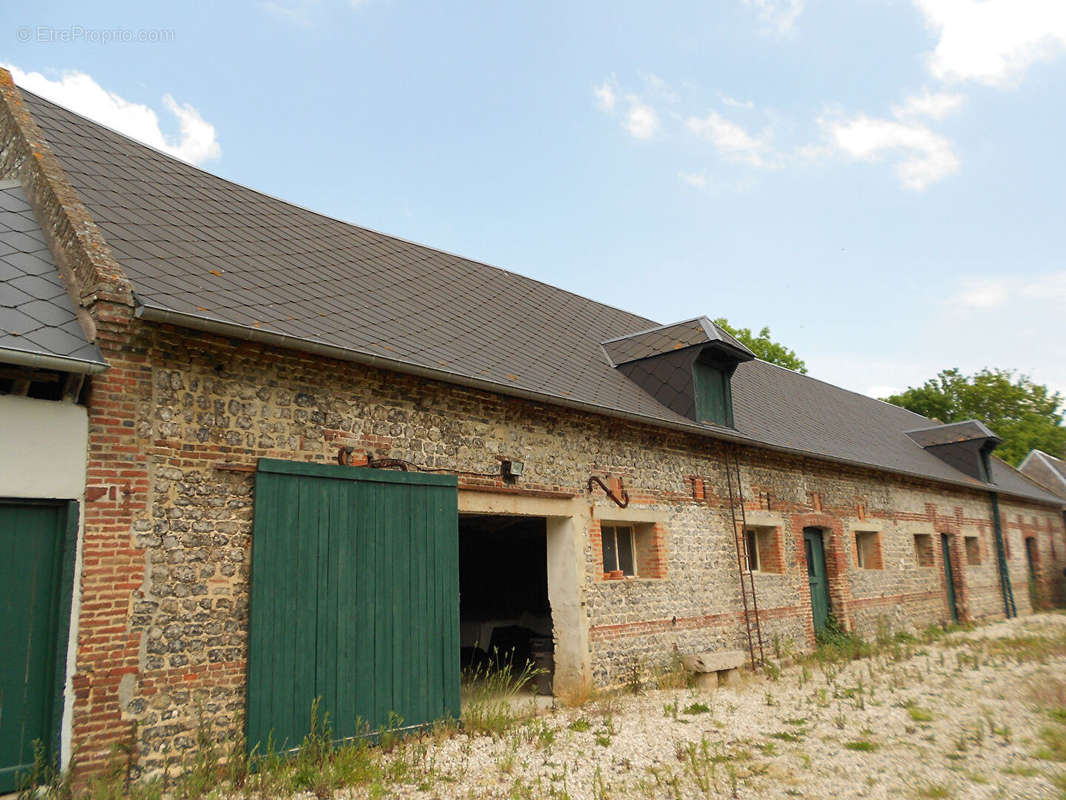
[{"left": 3, "top": 0, "right": 1065, "bottom": 401}]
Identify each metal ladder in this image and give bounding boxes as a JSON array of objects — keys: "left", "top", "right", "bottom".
[
  {"left": 990, "top": 492, "right": 1017, "bottom": 618},
  {"left": 724, "top": 444, "right": 765, "bottom": 669}
]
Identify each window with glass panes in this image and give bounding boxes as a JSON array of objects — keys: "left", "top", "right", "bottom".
[{"left": 601, "top": 524, "right": 636, "bottom": 575}]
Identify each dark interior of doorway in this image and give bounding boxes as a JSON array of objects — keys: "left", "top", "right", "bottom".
[{"left": 458, "top": 514, "right": 553, "bottom": 693}]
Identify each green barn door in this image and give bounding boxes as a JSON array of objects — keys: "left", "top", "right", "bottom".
[
  {"left": 941, "top": 534, "right": 959, "bottom": 623},
  {"left": 247, "top": 460, "right": 459, "bottom": 753},
  {"left": 0, "top": 501, "right": 76, "bottom": 794},
  {"left": 804, "top": 528, "right": 830, "bottom": 634}
]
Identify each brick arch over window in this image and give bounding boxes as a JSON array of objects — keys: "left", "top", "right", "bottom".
[{"left": 791, "top": 513, "right": 854, "bottom": 639}]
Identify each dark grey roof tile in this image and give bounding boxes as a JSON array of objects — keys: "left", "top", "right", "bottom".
[
  {"left": 0, "top": 306, "right": 39, "bottom": 335},
  {"left": 19, "top": 298, "right": 72, "bottom": 326},
  {"left": 21, "top": 324, "right": 87, "bottom": 356},
  {"left": 0, "top": 229, "right": 43, "bottom": 253},
  {"left": 0, "top": 281, "right": 33, "bottom": 307},
  {"left": 3, "top": 250, "right": 56, "bottom": 277}
]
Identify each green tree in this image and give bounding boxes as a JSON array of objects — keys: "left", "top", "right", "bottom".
[
  {"left": 713, "top": 318, "right": 807, "bottom": 374},
  {"left": 883, "top": 368, "right": 1066, "bottom": 466}
]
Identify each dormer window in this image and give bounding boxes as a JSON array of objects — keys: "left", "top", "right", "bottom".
[
  {"left": 905, "top": 420, "right": 1002, "bottom": 484},
  {"left": 602, "top": 317, "right": 754, "bottom": 429}
]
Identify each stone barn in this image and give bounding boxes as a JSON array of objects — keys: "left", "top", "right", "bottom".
[{"left": 1, "top": 69, "right": 1064, "bottom": 784}]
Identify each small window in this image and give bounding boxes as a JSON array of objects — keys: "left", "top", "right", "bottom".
[
  {"left": 913, "top": 533, "right": 934, "bottom": 567},
  {"left": 964, "top": 536, "right": 981, "bottom": 565},
  {"left": 602, "top": 525, "right": 636, "bottom": 576},
  {"left": 854, "top": 531, "right": 883, "bottom": 569},
  {"left": 745, "top": 529, "right": 759, "bottom": 572},
  {"left": 743, "top": 527, "right": 783, "bottom": 574}
]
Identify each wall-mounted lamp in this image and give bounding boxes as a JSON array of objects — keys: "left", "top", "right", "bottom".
[{"left": 500, "top": 459, "right": 524, "bottom": 482}]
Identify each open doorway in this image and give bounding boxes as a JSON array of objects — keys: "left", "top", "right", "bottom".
[{"left": 458, "top": 514, "right": 554, "bottom": 693}]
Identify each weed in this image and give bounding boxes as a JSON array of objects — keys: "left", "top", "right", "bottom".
[
  {"left": 568, "top": 718, "right": 591, "bottom": 732},
  {"left": 16, "top": 740, "right": 75, "bottom": 800},
  {"left": 625, "top": 659, "right": 646, "bottom": 694},
  {"left": 591, "top": 766, "right": 610, "bottom": 800},
  {"left": 813, "top": 616, "right": 872, "bottom": 663},
  {"left": 462, "top": 650, "right": 541, "bottom": 735},
  {"left": 769, "top": 729, "right": 806, "bottom": 742},
  {"left": 594, "top": 718, "right": 615, "bottom": 747},
  {"left": 1001, "top": 764, "right": 1041, "bottom": 777},
  {"left": 844, "top": 740, "right": 879, "bottom": 752},
  {"left": 915, "top": 783, "right": 953, "bottom": 798},
  {"left": 908, "top": 706, "right": 935, "bottom": 723},
  {"left": 655, "top": 650, "right": 694, "bottom": 690},
  {"left": 763, "top": 660, "right": 782, "bottom": 681},
  {"left": 525, "top": 719, "right": 556, "bottom": 749},
  {"left": 683, "top": 702, "right": 711, "bottom": 715},
  {"left": 1035, "top": 724, "right": 1066, "bottom": 761}
]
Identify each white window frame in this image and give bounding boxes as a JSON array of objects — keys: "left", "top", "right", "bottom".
[{"left": 601, "top": 524, "right": 637, "bottom": 576}]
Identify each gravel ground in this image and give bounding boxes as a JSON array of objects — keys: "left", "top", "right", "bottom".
[{"left": 319, "top": 613, "right": 1066, "bottom": 799}]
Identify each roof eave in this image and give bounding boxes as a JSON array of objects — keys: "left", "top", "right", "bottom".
[
  {"left": 0, "top": 346, "right": 108, "bottom": 375},
  {"left": 135, "top": 302, "right": 1064, "bottom": 509}
]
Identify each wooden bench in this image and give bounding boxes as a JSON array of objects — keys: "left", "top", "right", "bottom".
[{"left": 682, "top": 650, "right": 748, "bottom": 689}]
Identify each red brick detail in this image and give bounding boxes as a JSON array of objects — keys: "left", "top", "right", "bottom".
[{"left": 791, "top": 512, "right": 853, "bottom": 635}]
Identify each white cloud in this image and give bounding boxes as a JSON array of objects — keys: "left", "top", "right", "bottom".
[
  {"left": 261, "top": 0, "right": 369, "bottom": 25},
  {"left": 743, "top": 0, "right": 805, "bottom": 34},
  {"left": 686, "top": 112, "right": 776, "bottom": 167},
  {"left": 624, "top": 97, "right": 659, "bottom": 140},
  {"left": 824, "top": 113, "right": 959, "bottom": 189},
  {"left": 914, "top": 0, "right": 1066, "bottom": 86},
  {"left": 892, "top": 88, "right": 965, "bottom": 120},
  {"left": 1020, "top": 271, "right": 1066, "bottom": 301},
  {"left": 642, "top": 73, "right": 680, "bottom": 104},
  {"left": 952, "top": 271, "right": 1066, "bottom": 311},
  {"left": 721, "top": 94, "right": 755, "bottom": 110},
  {"left": 678, "top": 171, "right": 707, "bottom": 188},
  {"left": 593, "top": 79, "right": 617, "bottom": 113},
  {"left": 5, "top": 65, "right": 220, "bottom": 165},
  {"left": 951, "top": 278, "right": 1010, "bottom": 309}
]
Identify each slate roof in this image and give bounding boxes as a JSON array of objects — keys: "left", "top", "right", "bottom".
[
  {"left": 14, "top": 88, "right": 1064, "bottom": 506},
  {"left": 1018, "top": 450, "right": 1066, "bottom": 499},
  {"left": 0, "top": 179, "right": 106, "bottom": 372},
  {"left": 906, "top": 420, "right": 1002, "bottom": 448},
  {"left": 602, "top": 317, "right": 754, "bottom": 366}
]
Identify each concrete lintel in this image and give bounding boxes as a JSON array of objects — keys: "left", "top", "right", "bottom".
[
  {"left": 848, "top": 519, "right": 886, "bottom": 532},
  {"left": 740, "top": 511, "right": 784, "bottom": 528},
  {"left": 458, "top": 489, "right": 583, "bottom": 519},
  {"left": 590, "top": 503, "right": 667, "bottom": 524}
]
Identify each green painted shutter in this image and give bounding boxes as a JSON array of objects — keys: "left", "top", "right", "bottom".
[
  {"left": 247, "top": 460, "right": 459, "bottom": 753},
  {"left": 692, "top": 361, "right": 734, "bottom": 427},
  {"left": 0, "top": 501, "right": 76, "bottom": 793}
]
